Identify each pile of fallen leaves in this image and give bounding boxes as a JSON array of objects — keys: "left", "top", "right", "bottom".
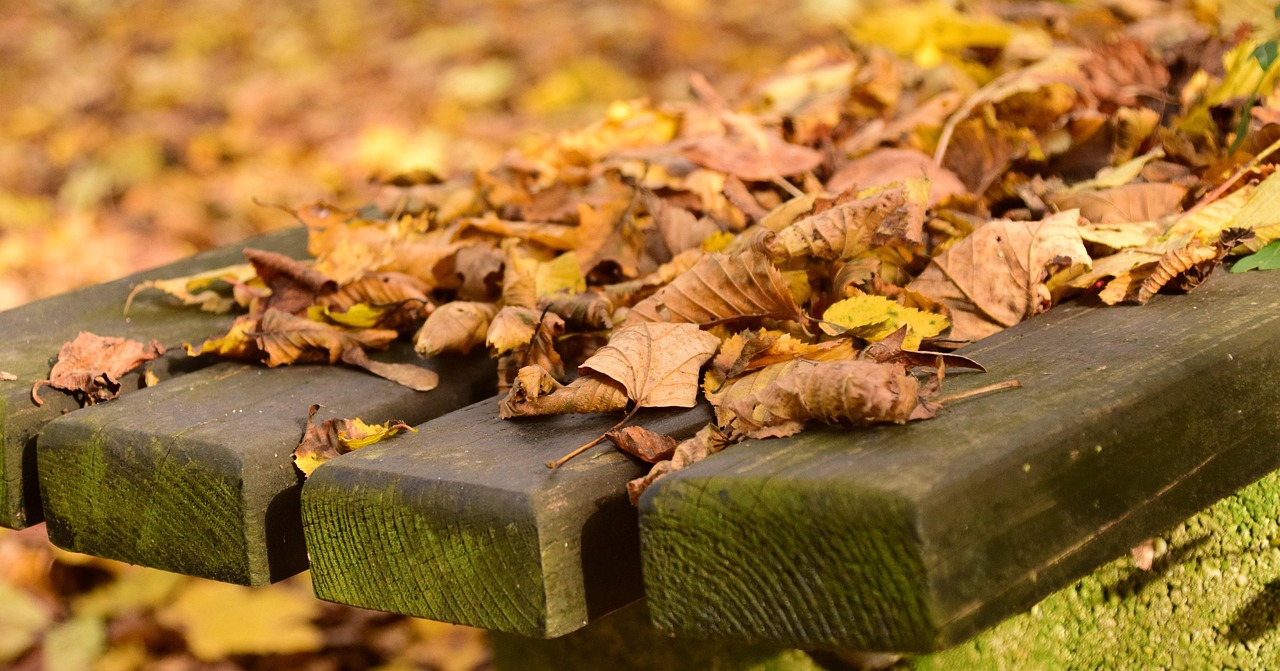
[{"left": 115, "top": 0, "right": 1280, "bottom": 500}]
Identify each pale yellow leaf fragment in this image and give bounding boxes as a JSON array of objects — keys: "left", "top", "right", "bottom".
[
  {"left": 158, "top": 581, "right": 322, "bottom": 661},
  {"left": 822, "top": 295, "right": 949, "bottom": 349}
]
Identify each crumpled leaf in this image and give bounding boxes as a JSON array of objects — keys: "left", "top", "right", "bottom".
[
  {"left": 499, "top": 364, "right": 629, "bottom": 418},
  {"left": 758, "top": 179, "right": 928, "bottom": 261},
  {"left": 606, "top": 425, "right": 679, "bottom": 463},
  {"left": 729, "top": 360, "right": 934, "bottom": 439},
  {"left": 859, "top": 325, "right": 986, "bottom": 372},
  {"left": 538, "top": 292, "right": 615, "bottom": 330},
  {"left": 293, "top": 403, "right": 416, "bottom": 476},
  {"left": 1100, "top": 229, "right": 1253, "bottom": 304},
  {"left": 704, "top": 329, "right": 855, "bottom": 394},
  {"left": 243, "top": 248, "right": 336, "bottom": 315},
  {"left": 256, "top": 309, "right": 439, "bottom": 390},
  {"left": 486, "top": 306, "right": 566, "bottom": 382},
  {"left": 906, "top": 210, "right": 1091, "bottom": 342},
  {"left": 821, "top": 294, "right": 949, "bottom": 349},
  {"left": 414, "top": 301, "right": 498, "bottom": 357},
  {"left": 624, "top": 251, "right": 802, "bottom": 326},
  {"left": 580, "top": 322, "right": 720, "bottom": 408},
  {"left": 320, "top": 271, "right": 432, "bottom": 327},
  {"left": 32, "top": 332, "right": 165, "bottom": 406},
  {"left": 627, "top": 423, "right": 731, "bottom": 504},
  {"left": 157, "top": 580, "right": 323, "bottom": 660},
  {"left": 124, "top": 262, "right": 257, "bottom": 315}
]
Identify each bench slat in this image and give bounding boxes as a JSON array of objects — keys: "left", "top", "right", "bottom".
[
  {"left": 639, "top": 269, "right": 1280, "bottom": 652},
  {"left": 0, "top": 228, "right": 306, "bottom": 529},
  {"left": 37, "top": 344, "right": 495, "bottom": 585},
  {"left": 302, "top": 398, "right": 711, "bottom": 637}
]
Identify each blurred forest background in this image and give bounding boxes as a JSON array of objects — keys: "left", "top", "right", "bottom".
[{"left": 0, "top": 0, "right": 858, "bottom": 669}]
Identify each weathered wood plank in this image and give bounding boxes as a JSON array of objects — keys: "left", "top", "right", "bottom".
[
  {"left": 0, "top": 228, "right": 306, "bottom": 529},
  {"left": 639, "top": 269, "right": 1280, "bottom": 652},
  {"left": 301, "top": 399, "right": 712, "bottom": 637},
  {"left": 37, "top": 344, "right": 495, "bottom": 585}
]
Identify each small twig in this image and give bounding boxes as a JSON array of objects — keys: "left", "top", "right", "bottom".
[
  {"left": 933, "top": 379, "right": 1022, "bottom": 405},
  {"left": 547, "top": 406, "right": 640, "bottom": 469}
]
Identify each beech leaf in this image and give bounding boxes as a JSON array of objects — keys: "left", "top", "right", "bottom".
[
  {"left": 906, "top": 210, "right": 1091, "bottom": 342},
  {"left": 32, "top": 332, "right": 165, "bottom": 406},
  {"left": 759, "top": 179, "right": 928, "bottom": 261},
  {"left": 579, "top": 322, "right": 720, "bottom": 408},
  {"left": 624, "top": 251, "right": 802, "bottom": 326}
]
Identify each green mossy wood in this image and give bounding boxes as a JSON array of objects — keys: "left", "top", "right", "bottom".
[
  {"left": 301, "top": 399, "right": 712, "bottom": 638},
  {"left": 0, "top": 228, "right": 306, "bottom": 530},
  {"left": 37, "top": 345, "right": 495, "bottom": 586},
  {"left": 639, "top": 269, "right": 1280, "bottom": 653}
]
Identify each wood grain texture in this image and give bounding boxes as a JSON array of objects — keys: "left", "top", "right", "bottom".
[
  {"left": 640, "top": 268, "right": 1280, "bottom": 652},
  {"left": 37, "top": 344, "right": 495, "bottom": 585},
  {"left": 0, "top": 227, "right": 305, "bottom": 529},
  {"left": 302, "top": 399, "right": 712, "bottom": 637}
]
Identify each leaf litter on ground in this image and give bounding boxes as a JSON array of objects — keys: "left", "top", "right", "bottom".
[{"left": 74, "top": 0, "right": 1280, "bottom": 499}]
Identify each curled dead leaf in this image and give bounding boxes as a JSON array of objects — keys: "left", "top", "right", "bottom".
[
  {"left": 607, "top": 426, "right": 679, "bottom": 463},
  {"left": 627, "top": 424, "right": 731, "bottom": 504},
  {"left": 757, "top": 180, "right": 927, "bottom": 261},
  {"left": 243, "top": 248, "right": 337, "bottom": 315},
  {"left": 414, "top": 301, "right": 498, "bottom": 357},
  {"left": 499, "top": 365, "right": 629, "bottom": 418},
  {"left": 32, "top": 332, "right": 165, "bottom": 406},
  {"left": 293, "top": 403, "right": 417, "bottom": 477}
]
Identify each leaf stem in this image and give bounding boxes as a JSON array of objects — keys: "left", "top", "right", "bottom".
[
  {"left": 933, "top": 379, "right": 1022, "bottom": 405},
  {"left": 547, "top": 405, "right": 641, "bottom": 469}
]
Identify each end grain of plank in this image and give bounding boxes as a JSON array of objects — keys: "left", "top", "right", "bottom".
[
  {"left": 302, "top": 398, "right": 712, "bottom": 638},
  {"left": 0, "top": 227, "right": 306, "bottom": 529},
  {"left": 37, "top": 345, "right": 495, "bottom": 585},
  {"left": 640, "top": 269, "right": 1280, "bottom": 652}
]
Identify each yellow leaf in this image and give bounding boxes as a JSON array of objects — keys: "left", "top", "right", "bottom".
[
  {"left": 536, "top": 251, "right": 587, "bottom": 297},
  {"left": 309, "top": 302, "right": 390, "bottom": 329},
  {"left": 158, "top": 581, "right": 322, "bottom": 660},
  {"left": 0, "top": 582, "right": 50, "bottom": 663},
  {"left": 125, "top": 262, "right": 257, "bottom": 315},
  {"left": 184, "top": 314, "right": 258, "bottom": 358},
  {"left": 340, "top": 417, "right": 417, "bottom": 449},
  {"left": 822, "top": 295, "right": 949, "bottom": 349},
  {"left": 1229, "top": 171, "right": 1280, "bottom": 249},
  {"left": 701, "top": 230, "right": 736, "bottom": 253},
  {"left": 847, "top": 1, "right": 1014, "bottom": 71}
]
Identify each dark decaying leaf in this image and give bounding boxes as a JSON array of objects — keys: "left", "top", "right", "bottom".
[
  {"left": 243, "top": 248, "right": 337, "bottom": 315},
  {"left": 607, "top": 426, "right": 679, "bottom": 463},
  {"left": 255, "top": 309, "right": 438, "bottom": 391},
  {"left": 627, "top": 423, "right": 731, "bottom": 505},
  {"left": 32, "top": 332, "right": 165, "bottom": 406}
]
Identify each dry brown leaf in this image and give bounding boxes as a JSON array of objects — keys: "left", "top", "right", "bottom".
[
  {"left": 627, "top": 423, "right": 731, "bottom": 505},
  {"left": 859, "top": 326, "right": 986, "bottom": 372},
  {"left": 1048, "top": 183, "right": 1187, "bottom": 225},
  {"left": 827, "top": 149, "right": 967, "bottom": 207},
  {"left": 705, "top": 329, "right": 855, "bottom": 394},
  {"left": 624, "top": 251, "right": 802, "bottom": 326},
  {"left": 580, "top": 322, "right": 720, "bottom": 408},
  {"left": 185, "top": 314, "right": 260, "bottom": 358},
  {"left": 639, "top": 190, "right": 720, "bottom": 256},
  {"left": 601, "top": 248, "right": 704, "bottom": 306},
  {"left": 0, "top": 371, "right": 16, "bottom": 381},
  {"left": 319, "top": 272, "right": 432, "bottom": 330},
  {"left": 256, "top": 309, "right": 396, "bottom": 367},
  {"left": 487, "top": 306, "right": 566, "bottom": 382},
  {"left": 705, "top": 358, "right": 801, "bottom": 428},
  {"left": 730, "top": 360, "right": 933, "bottom": 439},
  {"left": 243, "top": 248, "right": 337, "bottom": 315},
  {"left": 499, "top": 365, "right": 629, "bottom": 418},
  {"left": 606, "top": 426, "right": 679, "bottom": 463},
  {"left": 32, "top": 332, "right": 165, "bottom": 406},
  {"left": 451, "top": 244, "right": 505, "bottom": 302},
  {"left": 681, "top": 121, "right": 823, "bottom": 181},
  {"left": 575, "top": 197, "right": 655, "bottom": 280},
  {"left": 414, "top": 301, "right": 498, "bottom": 357},
  {"left": 1080, "top": 38, "right": 1170, "bottom": 111},
  {"left": 459, "top": 216, "right": 579, "bottom": 250},
  {"left": 538, "top": 292, "right": 615, "bottom": 331},
  {"left": 941, "top": 118, "right": 1032, "bottom": 196},
  {"left": 906, "top": 210, "right": 1091, "bottom": 342},
  {"left": 758, "top": 180, "right": 928, "bottom": 261}
]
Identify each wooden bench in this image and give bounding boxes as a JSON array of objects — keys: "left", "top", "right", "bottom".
[{"left": 6, "top": 230, "right": 1280, "bottom": 668}]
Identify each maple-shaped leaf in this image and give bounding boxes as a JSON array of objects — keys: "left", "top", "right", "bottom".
[
  {"left": 730, "top": 360, "right": 933, "bottom": 439},
  {"left": 499, "top": 365, "right": 629, "bottom": 418},
  {"left": 607, "top": 425, "right": 679, "bottom": 463},
  {"left": 32, "top": 332, "right": 165, "bottom": 406},
  {"left": 413, "top": 301, "right": 498, "bottom": 357},
  {"left": 627, "top": 423, "right": 730, "bottom": 505},
  {"left": 906, "top": 210, "right": 1091, "bottom": 342},
  {"left": 624, "top": 251, "right": 802, "bottom": 326},
  {"left": 293, "top": 403, "right": 416, "bottom": 477},
  {"left": 243, "top": 248, "right": 337, "bottom": 315},
  {"left": 758, "top": 180, "right": 928, "bottom": 261},
  {"left": 579, "top": 322, "right": 720, "bottom": 408}
]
